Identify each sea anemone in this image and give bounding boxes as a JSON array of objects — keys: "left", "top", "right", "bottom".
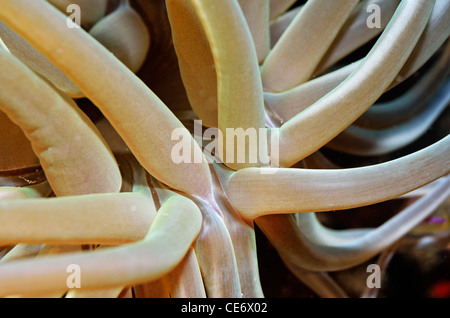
[{"left": 0, "top": 0, "right": 448, "bottom": 298}]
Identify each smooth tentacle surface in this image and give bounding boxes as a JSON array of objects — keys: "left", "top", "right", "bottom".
[
  {"left": 327, "top": 78, "right": 450, "bottom": 156},
  {"left": 265, "top": 0, "right": 450, "bottom": 124},
  {"left": 224, "top": 134, "right": 449, "bottom": 218},
  {"left": 0, "top": 0, "right": 448, "bottom": 299},
  {"left": 261, "top": 0, "right": 359, "bottom": 92},
  {"left": 354, "top": 42, "right": 450, "bottom": 129},
  {"left": 0, "top": 194, "right": 202, "bottom": 297},
  {"left": 0, "top": 47, "right": 122, "bottom": 196},
  {"left": 0, "top": 0, "right": 214, "bottom": 200},
  {"left": 278, "top": 0, "right": 435, "bottom": 167},
  {"left": 192, "top": 0, "right": 268, "bottom": 170},
  {"left": 255, "top": 176, "right": 449, "bottom": 272},
  {"left": 0, "top": 193, "right": 155, "bottom": 245}
]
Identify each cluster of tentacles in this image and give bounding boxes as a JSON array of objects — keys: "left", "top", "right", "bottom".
[{"left": 0, "top": 0, "right": 449, "bottom": 298}]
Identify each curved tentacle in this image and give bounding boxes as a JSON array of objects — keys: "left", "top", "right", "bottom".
[
  {"left": 327, "top": 78, "right": 450, "bottom": 156},
  {"left": 282, "top": 257, "right": 350, "bottom": 298},
  {"left": 192, "top": 0, "right": 268, "bottom": 170},
  {"left": 147, "top": 172, "right": 242, "bottom": 298},
  {"left": 212, "top": 162, "right": 265, "bottom": 298},
  {"left": 389, "top": 0, "right": 450, "bottom": 89},
  {"left": 0, "top": 0, "right": 214, "bottom": 200},
  {"left": 315, "top": 0, "right": 400, "bottom": 74},
  {"left": 269, "top": 5, "right": 301, "bottom": 48},
  {"left": 355, "top": 43, "right": 450, "bottom": 129},
  {"left": 0, "top": 194, "right": 202, "bottom": 297},
  {"left": 0, "top": 193, "right": 155, "bottom": 245},
  {"left": 224, "top": 134, "right": 449, "bottom": 218},
  {"left": 238, "top": 0, "right": 270, "bottom": 64},
  {"left": 278, "top": 0, "right": 435, "bottom": 167},
  {"left": 265, "top": 0, "right": 449, "bottom": 126},
  {"left": 255, "top": 176, "right": 449, "bottom": 272},
  {"left": 0, "top": 48, "right": 122, "bottom": 196},
  {"left": 261, "top": 0, "right": 359, "bottom": 92},
  {"left": 0, "top": 21, "right": 83, "bottom": 98},
  {"left": 89, "top": 0, "right": 151, "bottom": 73},
  {"left": 166, "top": 0, "right": 218, "bottom": 128},
  {"left": 166, "top": 247, "right": 206, "bottom": 298}
]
